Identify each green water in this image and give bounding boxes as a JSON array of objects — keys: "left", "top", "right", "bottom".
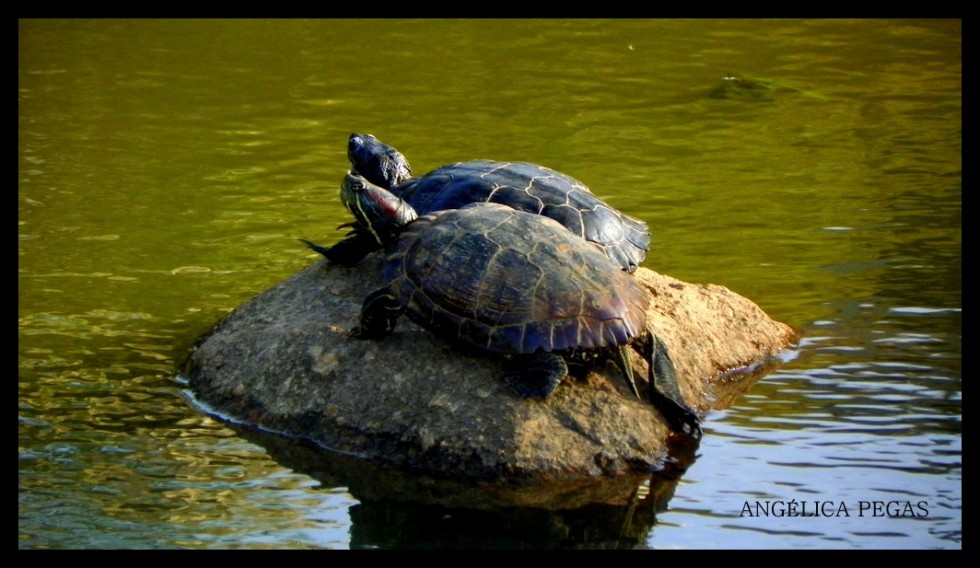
[{"left": 19, "top": 19, "right": 960, "bottom": 549}]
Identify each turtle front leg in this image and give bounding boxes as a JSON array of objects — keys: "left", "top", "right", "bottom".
[
  {"left": 637, "top": 333, "right": 702, "bottom": 437},
  {"left": 505, "top": 351, "right": 568, "bottom": 399},
  {"left": 299, "top": 228, "right": 380, "bottom": 266},
  {"left": 351, "top": 287, "right": 404, "bottom": 339}
]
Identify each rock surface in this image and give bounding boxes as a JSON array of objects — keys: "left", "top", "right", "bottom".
[{"left": 184, "top": 255, "right": 800, "bottom": 482}]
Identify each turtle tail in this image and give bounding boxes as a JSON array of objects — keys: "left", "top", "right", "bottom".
[{"left": 612, "top": 345, "right": 642, "bottom": 399}]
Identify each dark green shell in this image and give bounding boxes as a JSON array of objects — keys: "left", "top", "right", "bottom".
[{"left": 383, "top": 202, "right": 649, "bottom": 355}]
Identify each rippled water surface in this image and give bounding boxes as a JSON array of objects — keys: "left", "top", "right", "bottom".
[{"left": 19, "top": 19, "right": 960, "bottom": 549}]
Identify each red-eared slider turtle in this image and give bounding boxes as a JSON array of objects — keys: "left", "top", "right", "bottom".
[
  {"left": 342, "top": 172, "right": 700, "bottom": 435},
  {"left": 300, "top": 133, "right": 651, "bottom": 273}
]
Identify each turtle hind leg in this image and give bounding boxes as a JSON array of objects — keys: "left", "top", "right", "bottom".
[
  {"left": 505, "top": 352, "right": 568, "bottom": 399},
  {"left": 299, "top": 228, "right": 380, "bottom": 266},
  {"left": 636, "top": 333, "right": 702, "bottom": 437}
]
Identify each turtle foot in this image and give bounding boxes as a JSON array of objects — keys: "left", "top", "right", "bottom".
[
  {"left": 650, "top": 391, "right": 702, "bottom": 439},
  {"left": 643, "top": 332, "right": 702, "bottom": 437},
  {"left": 298, "top": 238, "right": 334, "bottom": 260},
  {"left": 299, "top": 230, "right": 379, "bottom": 266},
  {"left": 505, "top": 352, "right": 567, "bottom": 400}
]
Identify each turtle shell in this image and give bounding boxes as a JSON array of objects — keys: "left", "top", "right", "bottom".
[
  {"left": 382, "top": 202, "right": 650, "bottom": 355},
  {"left": 389, "top": 160, "right": 651, "bottom": 273}
]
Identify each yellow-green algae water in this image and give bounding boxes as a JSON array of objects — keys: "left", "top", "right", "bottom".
[{"left": 19, "top": 19, "right": 960, "bottom": 549}]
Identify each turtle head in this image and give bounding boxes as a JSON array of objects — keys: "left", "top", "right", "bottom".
[
  {"left": 348, "top": 132, "right": 413, "bottom": 190},
  {"left": 341, "top": 172, "right": 418, "bottom": 247}
]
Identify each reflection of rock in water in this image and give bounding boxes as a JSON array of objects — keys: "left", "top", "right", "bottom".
[
  {"left": 350, "top": 498, "right": 654, "bottom": 550},
  {"left": 232, "top": 424, "right": 698, "bottom": 549}
]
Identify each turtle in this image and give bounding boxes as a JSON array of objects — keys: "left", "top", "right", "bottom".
[
  {"left": 341, "top": 171, "right": 701, "bottom": 435},
  {"left": 300, "top": 133, "right": 651, "bottom": 273},
  {"left": 708, "top": 73, "right": 826, "bottom": 102}
]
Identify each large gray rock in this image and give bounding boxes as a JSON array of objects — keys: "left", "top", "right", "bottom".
[{"left": 184, "top": 255, "right": 799, "bottom": 482}]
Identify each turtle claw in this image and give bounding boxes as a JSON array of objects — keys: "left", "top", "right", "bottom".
[
  {"left": 348, "top": 325, "right": 371, "bottom": 339},
  {"left": 650, "top": 390, "right": 702, "bottom": 438},
  {"left": 298, "top": 238, "right": 328, "bottom": 255}
]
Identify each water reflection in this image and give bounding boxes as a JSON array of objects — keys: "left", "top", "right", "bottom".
[{"left": 230, "top": 423, "right": 699, "bottom": 550}]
